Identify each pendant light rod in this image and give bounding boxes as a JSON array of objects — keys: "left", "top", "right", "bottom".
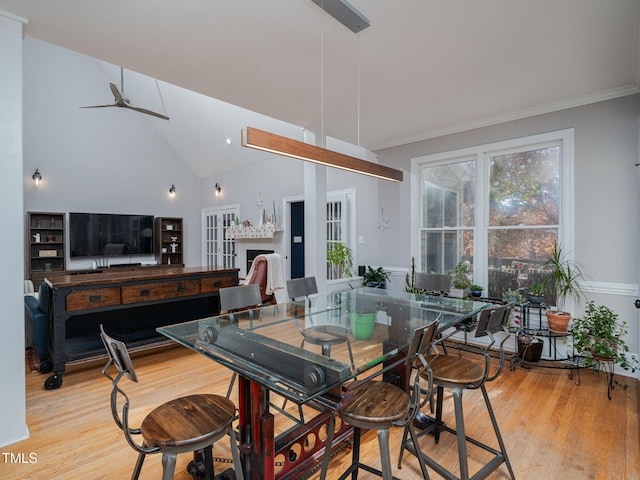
[{"left": 241, "top": 126, "right": 403, "bottom": 182}]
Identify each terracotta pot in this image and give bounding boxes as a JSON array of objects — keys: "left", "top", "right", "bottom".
[{"left": 546, "top": 310, "right": 571, "bottom": 334}]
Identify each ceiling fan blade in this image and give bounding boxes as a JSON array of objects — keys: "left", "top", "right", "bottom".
[
  {"left": 109, "top": 81, "right": 127, "bottom": 106},
  {"left": 80, "top": 104, "right": 117, "bottom": 109},
  {"left": 125, "top": 104, "right": 170, "bottom": 120}
]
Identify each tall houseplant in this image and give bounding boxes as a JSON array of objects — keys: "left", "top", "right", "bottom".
[{"left": 542, "top": 243, "right": 586, "bottom": 333}]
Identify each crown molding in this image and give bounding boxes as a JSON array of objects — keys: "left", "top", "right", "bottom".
[{"left": 370, "top": 85, "right": 640, "bottom": 152}]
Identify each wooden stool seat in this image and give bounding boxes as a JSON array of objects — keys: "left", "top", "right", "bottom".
[
  {"left": 339, "top": 381, "right": 410, "bottom": 429},
  {"left": 426, "top": 355, "right": 484, "bottom": 386},
  {"left": 141, "top": 394, "right": 235, "bottom": 450}
]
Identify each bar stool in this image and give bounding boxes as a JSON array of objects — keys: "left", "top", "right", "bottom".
[
  {"left": 100, "top": 326, "right": 244, "bottom": 480},
  {"left": 320, "top": 320, "right": 439, "bottom": 480},
  {"left": 288, "top": 277, "right": 355, "bottom": 369},
  {"left": 398, "top": 304, "right": 516, "bottom": 480}
]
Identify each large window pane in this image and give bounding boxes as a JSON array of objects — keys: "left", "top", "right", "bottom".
[
  {"left": 420, "top": 160, "right": 475, "bottom": 274},
  {"left": 488, "top": 228, "right": 558, "bottom": 299},
  {"left": 489, "top": 147, "right": 559, "bottom": 226}
]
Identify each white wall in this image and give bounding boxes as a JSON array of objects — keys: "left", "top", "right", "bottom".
[
  {"left": 200, "top": 144, "right": 399, "bottom": 280},
  {"left": 22, "top": 37, "right": 202, "bottom": 268},
  {"left": 0, "top": 11, "right": 28, "bottom": 448},
  {"left": 375, "top": 95, "right": 640, "bottom": 373}
]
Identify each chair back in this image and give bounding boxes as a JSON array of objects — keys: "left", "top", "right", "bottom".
[
  {"left": 100, "top": 325, "right": 159, "bottom": 456},
  {"left": 393, "top": 320, "right": 439, "bottom": 428},
  {"left": 405, "top": 320, "right": 439, "bottom": 369},
  {"left": 100, "top": 324, "right": 138, "bottom": 384},
  {"left": 474, "top": 304, "right": 511, "bottom": 338},
  {"left": 286, "top": 277, "right": 318, "bottom": 301},
  {"left": 414, "top": 272, "right": 451, "bottom": 293},
  {"left": 471, "top": 304, "right": 512, "bottom": 383},
  {"left": 219, "top": 284, "right": 261, "bottom": 312}
]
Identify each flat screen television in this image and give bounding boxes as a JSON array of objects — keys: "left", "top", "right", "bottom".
[{"left": 69, "top": 213, "right": 155, "bottom": 258}]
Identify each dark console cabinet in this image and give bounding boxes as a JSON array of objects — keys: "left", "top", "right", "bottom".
[{"left": 43, "top": 266, "right": 238, "bottom": 389}]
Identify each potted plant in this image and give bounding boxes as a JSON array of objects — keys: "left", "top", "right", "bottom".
[
  {"left": 502, "top": 289, "right": 525, "bottom": 305},
  {"left": 362, "top": 266, "right": 390, "bottom": 289},
  {"left": 448, "top": 261, "right": 471, "bottom": 298},
  {"left": 527, "top": 283, "right": 545, "bottom": 305},
  {"left": 470, "top": 284, "right": 484, "bottom": 298},
  {"left": 571, "top": 301, "right": 638, "bottom": 377},
  {"left": 542, "top": 243, "right": 587, "bottom": 333},
  {"left": 516, "top": 333, "right": 544, "bottom": 363},
  {"left": 327, "top": 242, "right": 354, "bottom": 279}
]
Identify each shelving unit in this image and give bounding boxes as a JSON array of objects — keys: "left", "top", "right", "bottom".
[
  {"left": 27, "top": 212, "right": 66, "bottom": 287},
  {"left": 155, "top": 217, "right": 184, "bottom": 266},
  {"left": 510, "top": 302, "right": 575, "bottom": 370}
]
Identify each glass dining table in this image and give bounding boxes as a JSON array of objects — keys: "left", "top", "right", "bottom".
[{"left": 158, "top": 287, "right": 489, "bottom": 480}]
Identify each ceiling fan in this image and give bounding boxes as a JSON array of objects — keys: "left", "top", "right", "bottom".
[{"left": 81, "top": 67, "right": 170, "bottom": 120}]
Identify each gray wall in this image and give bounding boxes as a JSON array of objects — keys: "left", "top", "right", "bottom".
[
  {"left": 0, "top": 12, "right": 28, "bottom": 448},
  {"left": 375, "top": 95, "right": 640, "bottom": 364},
  {"left": 22, "top": 37, "right": 202, "bottom": 269}
]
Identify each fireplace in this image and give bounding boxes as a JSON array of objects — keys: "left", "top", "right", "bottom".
[{"left": 247, "top": 249, "right": 274, "bottom": 273}]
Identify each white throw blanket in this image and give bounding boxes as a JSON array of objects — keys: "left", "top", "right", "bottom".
[{"left": 243, "top": 253, "right": 285, "bottom": 295}]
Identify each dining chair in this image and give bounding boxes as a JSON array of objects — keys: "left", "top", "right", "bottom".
[
  {"left": 219, "top": 284, "right": 262, "bottom": 398},
  {"left": 414, "top": 272, "right": 452, "bottom": 293},
  {"left": 100, "top": 325, "right": 243, "bottom": 480},
  {"left": 320, "top": 320, "right": 440, "bottom": 480},
  {"left": 398, "top": 304, "right": 516, "bottom": 480}
]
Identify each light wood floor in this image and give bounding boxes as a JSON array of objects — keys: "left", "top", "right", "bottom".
[{"left": 2, "top": 344, "right": 638, "bottom": 480}]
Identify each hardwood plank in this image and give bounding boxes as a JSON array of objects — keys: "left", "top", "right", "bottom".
[{"left": 2, "top": 346, "right": 638, "bottom": 479}]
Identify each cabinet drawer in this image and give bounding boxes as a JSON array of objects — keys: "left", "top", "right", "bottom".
[
  {"left": 121, "top": 279, "right": 201, "bottom": 304},
  {"left": 66, "top": 288, "right": 121, "bottom": 312},
  {"left": 200, "top": 275, "right": 236, "bottom": 294}
]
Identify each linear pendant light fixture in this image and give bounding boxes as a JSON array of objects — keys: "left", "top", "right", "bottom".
[{"left": 241, "top": 127, "right": 403, "bottom": 182}]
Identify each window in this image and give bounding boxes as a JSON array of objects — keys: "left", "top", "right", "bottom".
[
  {"left": 413, "top": 130, "right": 573, "bottom": 301},
  {"left": 202, "top": 206, "right": 238, "bottom": 269},
  {"left": 327, "top": 190, "right": 356, "bottom": 280}
]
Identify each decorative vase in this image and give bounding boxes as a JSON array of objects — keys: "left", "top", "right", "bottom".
[
  {"left": 350, "top": 312, "right": 376, "bottom": 340},
  {"left": 546, "top": 310, "right": 571, "bottom": 334}
]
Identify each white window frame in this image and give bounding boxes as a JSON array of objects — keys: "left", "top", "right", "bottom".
[
  {"left": 411, "top": 129, "right": 574, "bottom": 297},
  {"left": 327, "top": 188, "right": 357, "bottom": 282}
]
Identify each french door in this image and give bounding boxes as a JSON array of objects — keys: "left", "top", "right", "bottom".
[{"left": 202, "top": 206, "right": 238, "bottom": 269}]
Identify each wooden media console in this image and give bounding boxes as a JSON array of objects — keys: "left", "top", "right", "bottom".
[{"left": 42, "top": 266, "right": 239, "bottom": 389}]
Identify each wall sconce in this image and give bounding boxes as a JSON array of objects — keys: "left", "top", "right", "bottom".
[
  {"left": 214, "top": 183, "right": 222, "bottom": 196},
  {"left": 169, "top": 184, "right": 176, "bottom": 198},
  {"left": 32, "top": 169, "right": 42, "bottom": 186}
]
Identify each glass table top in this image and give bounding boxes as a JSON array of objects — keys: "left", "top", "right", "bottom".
[{"left": 158, "top": 287, "right": 489, "bottom": 402}]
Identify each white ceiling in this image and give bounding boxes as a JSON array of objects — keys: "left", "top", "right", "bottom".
[{"left": 2, "top": 0, "right": 639, "bottom": 178}]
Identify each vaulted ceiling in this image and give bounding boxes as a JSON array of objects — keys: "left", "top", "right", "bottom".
[{"left": 2, "top": 0, "right": 639, "bottom": 178}]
